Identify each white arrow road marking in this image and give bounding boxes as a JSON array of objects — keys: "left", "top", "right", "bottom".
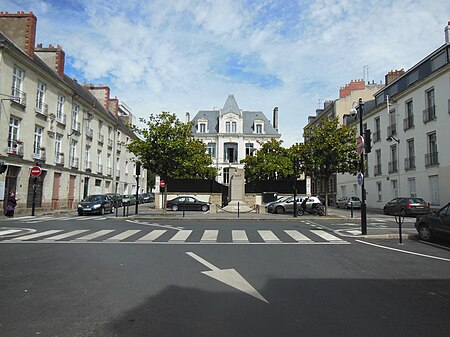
[{"left": 186, "top": 252, "right": 268, "bottom": 303}]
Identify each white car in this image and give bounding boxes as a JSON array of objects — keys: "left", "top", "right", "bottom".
[{"left": 337, "top": 196, "right": 361, "bottom": 209}]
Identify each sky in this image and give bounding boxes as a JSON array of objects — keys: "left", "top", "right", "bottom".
[{"left": 2, "top": 0, "right": 450, "bottom": 146}]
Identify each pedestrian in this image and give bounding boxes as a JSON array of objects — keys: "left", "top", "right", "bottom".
[
  {"left": 5, "top": 191, "right": 17, "bottom": 217},
  {"left": 300, "top": 197, "right": 308, "bottom": 215}
]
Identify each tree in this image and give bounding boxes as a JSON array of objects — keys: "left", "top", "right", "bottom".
[
  {"left": 241, "top": 139, "right": 293, "bottom": 182},
  {"left": 299, "top": 117, "right": 360, "bottom": 212},
  {"left": 125, "top": 112, "right": 216, "bottom": 211}
]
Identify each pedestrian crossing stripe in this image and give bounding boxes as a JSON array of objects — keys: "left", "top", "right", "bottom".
[{"left": 1, "top": 229, "right": 349, "bottom": 245}]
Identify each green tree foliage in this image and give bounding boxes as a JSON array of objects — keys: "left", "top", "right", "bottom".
[
  {"left": 241, "top": 139, "right": 293, "bottom": 181},
  {"left": 125, "top": 112, "right": 216, "bottom": 182}
]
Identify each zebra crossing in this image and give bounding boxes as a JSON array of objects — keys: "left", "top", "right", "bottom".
[
  {"left": 1, "top": 228, "right": 349, "bottom": 245},
  {"left": 7, "top": 215, "right": 109, "bottom": 223}
]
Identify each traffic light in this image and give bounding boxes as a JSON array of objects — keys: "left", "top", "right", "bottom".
[{"left": 364, "top": 129, "right": 372, "bottom": 154}]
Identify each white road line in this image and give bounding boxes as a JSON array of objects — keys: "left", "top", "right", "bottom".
[
  {"left": 346, "top": 230, "right": 362, "bottom": 235},
  {"left": 232, "top": 230, "right": 249, "bottom": 242},
  {"left": 310, "top": 230, "right": 343, "bottom": 241},
  {"left": 284, "top": 230, "right": 312, "bottom": 242},
  {"left": 42, "top": 230, "right": 89, "bottom": 241},
  {"left": 58, "top": 217, "right": 79, "bottom": 221},
  {"left": 11, "top": 230, "right": 63, "bottom": 241},
  {"left": 0, "top": 229, "right": 23, "bottom": 236},
  {"left": 137, "top": 230, "right": 167, "bottom": 242},
  {"left": 356, "top": 240, "right": 450, "bottom": 262},
  {"left": 201, "top": 230, "right": 218, "bottom": 242},
  {"left": 258, "top": 230, "right": 281, "bottom": 243},
  {"left": 106, "top": 230, "right": 141, "bottom": 241},
  {"left": 75, "top": 216, "right": 100, "bottom": 221},
  {"left": 75, "top": 230, "right": 115, "bottom": 241},
  {"left": 169, "top": 230, "right": 193, "bottom": 242}
]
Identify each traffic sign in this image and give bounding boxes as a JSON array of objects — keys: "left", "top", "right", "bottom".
[
  {"left": 357, "top": 172, "right": 364, "bottom": 186},
  {"left": 356, "top": 135, "right": 365, "bottom": 154},
  {"left": 160, "top": 180, "right": 165, "bottom": 188},
  {"left": 30, "top": 166, "right": 42, "bottom": 177}
]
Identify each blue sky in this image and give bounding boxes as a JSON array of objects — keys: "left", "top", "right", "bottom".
[{"left": 3, "top": 0, "right": 450, "bottom": 145}]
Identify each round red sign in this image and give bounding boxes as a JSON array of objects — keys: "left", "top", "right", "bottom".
[
  {"left": 30, "top": 166, "right": 42, "bottom": 177},
  {"left": 160, "top": 180, "right": 165, "bottom": 188}
]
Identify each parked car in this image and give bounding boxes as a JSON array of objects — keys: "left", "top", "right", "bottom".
[
  {"left": 122, "top": 194, "right": 136, "bottom": 206},
  {"left": 383, "top": 197, "right": 430, "bottom": 217},
  {"left": 78, "top": 194, "right": 113, "bottom": 215},
  {"left": 337, "top": 196, "right": 361, "bottom": 209},
  {"left": 264, "top": 195, "right": 290, "bottom": 208},
  {"left": 140, "top": 192, "right": 155, "bottom": 203},
  {"left": 415, "top": 202, "right": 450, "bottom": 241},
  {"left": 167, "top": 196, "right": 210, "bottom": 212},
  {"left": 105, "top": 193, "right": 123, "bottom": 208},
  {"left": 267, "top": 196, "right": 303, "bottom": 214}
]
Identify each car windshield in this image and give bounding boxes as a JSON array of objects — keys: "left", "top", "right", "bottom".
[
  {"left": 408, "top": 198, "right": 425, "bottom": 204},
  {"left": 82, "top": 195, "right": 103, "bottom": 202},
  {"left": 350, "top": 197, "right": 360, "bottom": 201}
]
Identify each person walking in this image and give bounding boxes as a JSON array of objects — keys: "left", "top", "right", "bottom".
[
  {"left": 299, "top": 197, "right": 308, "bottom": 216},
  {"left": 5, "top": 191, "right": 17, "bottom": 217}
]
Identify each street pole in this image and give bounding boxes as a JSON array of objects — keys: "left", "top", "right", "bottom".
[
  {"left": 135, "top": 175, "right": 139, "bottom": 215},
  {"left": 358, "top": 98, "right": 367, "bottom": 235},
  {"left": 31, "top": 177, "right": 37, "bottom": 216},
  {"left": 293, "top": 158, "right": 298, "bottom": 218}
]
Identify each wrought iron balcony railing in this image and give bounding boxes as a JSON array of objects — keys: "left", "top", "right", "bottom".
[
  {"left": 423, "top": 106, "right": 436, "bottom": 123},
  {"left": 425, "top": 152, "right": 439, "bottom": 166},
  {"left": 404, "top": 156, "right": 415, "bottom": 171},
  {"left": 403, "top": 115, "right": 414, "bottom": 131},
  {"left": 373, "top": 164, "right": 382, "bottom": 176},
  {"left": 70, "top": 157, "right": 79, "bottom": 168},
  {"left": 388, "top": 160, "right": 398, "bottom": 173},
  {"left": 11, "top": 87, "right": 27, "bottom": 106},
  {"left": 387, "top": 124, "right": 397, "bottom": 137}
]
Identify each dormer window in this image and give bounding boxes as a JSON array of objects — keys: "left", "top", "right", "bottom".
[
  {"left": 254, "top": 121, "right": 264, "bottom": 134},
  {"left": 198, "top": 120, "right": 207, "bottom": 133},
  {"left": 225, "top": 121, "right": 231, "bottom": 133},
  {"left": 225, "top": 121, "right": 237, "bottom": 133}
]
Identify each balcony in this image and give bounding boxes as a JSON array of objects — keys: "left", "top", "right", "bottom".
[
  {"left": 70, "top": 157, "right": 79, "bottom": 169},
  {"left": 11, "top": 87, "right": 27, "bottom": 107},
  {"left": 403, "top": 115, "right": 414, "bottom": 131},
  {"left": 86, "top": 127, "right": 94, "bottom": 139},
  {"left": 71, "top": 120, "right": 81, "bottom": 133},
  {"left": 7, "top": 142, "right": 24, "bottom": 156},
  {"left": 388, "top": 160, "right": 398, "bottom": 173},
  {"left": 405, "top": 156, "right": 415, "bottom": 171},
  {"left": 85, "top": 160, "right": 92, "bottom": 171},
  {"left": 98, "top": 134, "right": 104, "bottom": 145},
  {"left": 33, "top": 148, "right": 46, "bottom": 161},
  {"left": 423, "top": 106, "right": 436, "bottom": 123},
  {"left": 374, "top": 164, "right": 382, "bottom": 176},
  {"left": 107, "top": 167, "right": 112, "bottom": 176},
  {"left": 56, "top": 113, "right": 66, "bottom": 125},
  {"left": 55, "top": 152, "right": 64, "bottom": 165},
  {"left": 35, "top": 102, "right": 49, "bottom": 118},
  {"left": 97, "top": 164, "right": 103, "bottom": 174},
  {"left": 425, "top": 152, "right": 439, "bottom": 167},
  {"left": 373, "top": 130, "right": 381, "bottom": 143},
  {"left": 387, "top": 124, "right": 397, "bottom": 137}
]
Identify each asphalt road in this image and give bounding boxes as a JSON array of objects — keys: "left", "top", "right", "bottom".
[{"left": 1, "top": 215, "right": 450, "bottom": 336}]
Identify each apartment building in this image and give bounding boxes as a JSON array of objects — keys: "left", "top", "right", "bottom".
[
  {"left": 0, "top": 11, "right": 146, "bottom": 213},
  {"left": 338, "top": 22, "right": 450, "bottom": 209},
  {"left": 190, "top": 94, "right": 281, "bottom": 185}
]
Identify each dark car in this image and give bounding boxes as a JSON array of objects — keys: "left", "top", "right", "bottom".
[
  {"left": 78, "top": 194, "right": 113, "bottom": 215},
  {"left": 105, "top": 193, "right": 123, "bottom": 208},
  {"left": 415, "top": 202, "right": 450, "bottom": 241},
  {"left": 383, "top": 197, "right": 430, "bottom": 217},
  {"left": 166, "top": 196, "right": 210, "bottom": 212},
  {"left": 140, "top": 192, "right": 155, "bottom": 203}
]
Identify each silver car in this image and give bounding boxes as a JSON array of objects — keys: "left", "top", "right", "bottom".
[
  {"left": 267, "top": 196, "right": 303, "bottom": 214},
  {"left": 337, "top": 196, "right": 361, "bottom": 209}
]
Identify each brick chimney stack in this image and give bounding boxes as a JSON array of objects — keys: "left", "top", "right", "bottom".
[
  {"left": 445, "top": 21, "right": 450, "bottom": 45},
  {"left": 273, "top": 107, "right": 279, "bottom": 131},
  {"left": 35, "top": 44, "right": 65, "bottom": 77},
  {"left": 385, "top": 69, "right": 405, "bottom": 85},
  {"left": 0, "top": 11, "right": 37, "bottom": 58},
  {"left": 84, "top": 85, "right": 111, "bottom": 112},
  {"left": 339, "top": 79, "right": 365, "bottom": 99}
]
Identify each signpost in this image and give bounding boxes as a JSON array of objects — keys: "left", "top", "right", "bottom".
[
  {"left": 357, "top": 172, "right": 364, "bottom": 186},
  {"left": 30, "top": 166, "right": 42, "bottom": 216}
]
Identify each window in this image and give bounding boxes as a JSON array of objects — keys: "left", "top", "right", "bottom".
[
  {"left": 245, "top": 143, "right": 254, "bottom": 156},
  {"left": 223, "top": 168, "right": 230, "bottom": 184},
  {"left": 425, "top": 132, "right": 438, "bottom": 166},
  {"left": 376, "top": 182, "right": 382, "bottom": 202},
  {"left": 391, "top": 180, "right": 398, "bottom": 198},
  {"left": 95, "top": 179, "right": 102, "bottom": 187},
  {"left": 72, "top": 104, "right": 79, "bottom": 131},
  {"left": 55, "top": 133, "right": 62, "bottom": 159},
  {"left": 97, "top": 150, "right": 102, "bottom": 165},
  {"left": 125, "top": 160, "right": 129, "bottom": 175},
  {"left": 373, "top": 117, "right": 380, "bottom": 142},
  {"left": 389, "top": 144, "right": 398, "bottom": 173},
  {"left": 423, "top": 89, "right": 436, "bottom": 123},
  {"left": 70, "top": 140, "right": 77, "bottom": 166},
  {"left": 116, "top": 157, "right": 120, "bottom": 170},
  {"left": 404, "top": 100, "right": 414, "bottom": 130},
  {"left": 225, "top": 121, "right": 231, "bottom": 133},
  {"left": 374, "top": 149, "right": 382, "bottom": 175},
  {"left": 199, "top": 122, "right": 207, "bottom": 133},
  {"left": 35, "top": 81, "right": 46, "bottom": 112},
  {"left": 8, "top": 117, "right": 20, "bottom": 151},
  {"left": 429, "top": 175, "right": 440, "bottom": 205},
  {"left": 405, "top": 138, "right": 415, "bottom": 170},
  {"left": 33, "top": 126, "right": 44, "bottom": 157},
  {"left": 107, "top": 154, "right": 111, "bottom": 168},
  {"left": 57, "top": 95, "right": 65, "bottom": 122},
  {"left": 85, "top": 145, "right": 91, "bottom": 169},
  {"left": 255, "top": 123, "right": 263, "bottom": 134},
  {"left": 117, "top": 130, "right": 121, "bottom": 141},
  {"left": 12, "top": 65, "right": 25, "bottom": 102},
  {"left": 224, "top": 143, "right": 238, "bottom": 163},
  {"left": 408, "top": 178, "right": 417, "bottom": 198},
  {"left": 431, "top": 51, "right": 446, "bottom": 71},
  {"left": 406, "top": 69, "right": 419, "bottom": 86},
  {"left": 207, "top": 143, "right": 216, "bottom": 158},
  {"left": 231, "top": 121, "right": 237, "bottom": 133}
]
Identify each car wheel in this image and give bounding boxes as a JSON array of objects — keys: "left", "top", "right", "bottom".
[
  {"left": 111, "top": 206, "right": 115, "bottom": 214},
  {"left": 172, "top": 205, "right": 179, "bottom": 212},
  {"left": 418, "top": 225, "right": 432, "bottom": 241},
  {"left": 275, "top": 206, "right": 285, "bottom": 214},
  {"left": 78, "top": 211, "right": 83, "bottom": 216},
  {"left": 383, "top": 207, "right": 388, "bottom": 215},
  {"left": 336, "top": 204, "right": 339, "bottom": 208},
  {"left": 201, "top": 204, "right": 209, "bottom": 212},
  {"left": 100, "top": 207, "right": 105, "bottom": 215}
]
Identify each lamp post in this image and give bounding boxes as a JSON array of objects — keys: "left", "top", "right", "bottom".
[
  {"left": 351, "top": 98, "right": 367, "bottom": 235},
  {"left": 386, "top": 135, "right": 401, "bottom": 196}
]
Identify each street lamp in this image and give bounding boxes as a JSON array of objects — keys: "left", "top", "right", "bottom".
[
  {"left": 386, "top": 135, "right": 401, "bottom": 196},
  {"left": 350, "top": 98, "right": 367, "bottom": 235}
]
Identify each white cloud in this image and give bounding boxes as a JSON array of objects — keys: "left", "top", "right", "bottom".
[{"left": 2, "top": 0, "right": 450, "bottom": 146}]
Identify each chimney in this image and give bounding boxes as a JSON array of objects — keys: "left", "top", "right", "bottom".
[
  {"left": 273, "top": 107, "right": 278, "bottom": 131},
  {"left": 339, "top": 79, "right": 365, "bottom": 99},
  {"left": 35, "top": 44, "right": 65, "bottom": 77},
  {"left": 109, "top": 97, "right": 119, "bottom": 116},
  {"left": 385, "top": 69, "right": 405, "bottom": 85},
  {"left": 186, "top": 112, "right": 190, "bottom": 123},
  {"left": 445, "top": 21, "right": 450, "bottom": 45},
  {"left": 0, "top": 11, "right": 37, "bottom": 58},
  {"left": 84, "top": 85, "right": 111, "bottom": 112}
]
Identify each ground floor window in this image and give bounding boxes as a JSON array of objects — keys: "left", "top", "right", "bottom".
[
  {"left": 429, "top": 175, "right": 439, "bottom": 205},
  {"left": 376, "top": 182, "right": 382, "bottom": 202},
  {"left": 408, "top": 178, "right": 416, "bottom": 198}
]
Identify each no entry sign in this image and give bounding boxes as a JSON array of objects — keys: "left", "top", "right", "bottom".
[{"left": 30, "top": 166, "right": 42, "bottom": 177}]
